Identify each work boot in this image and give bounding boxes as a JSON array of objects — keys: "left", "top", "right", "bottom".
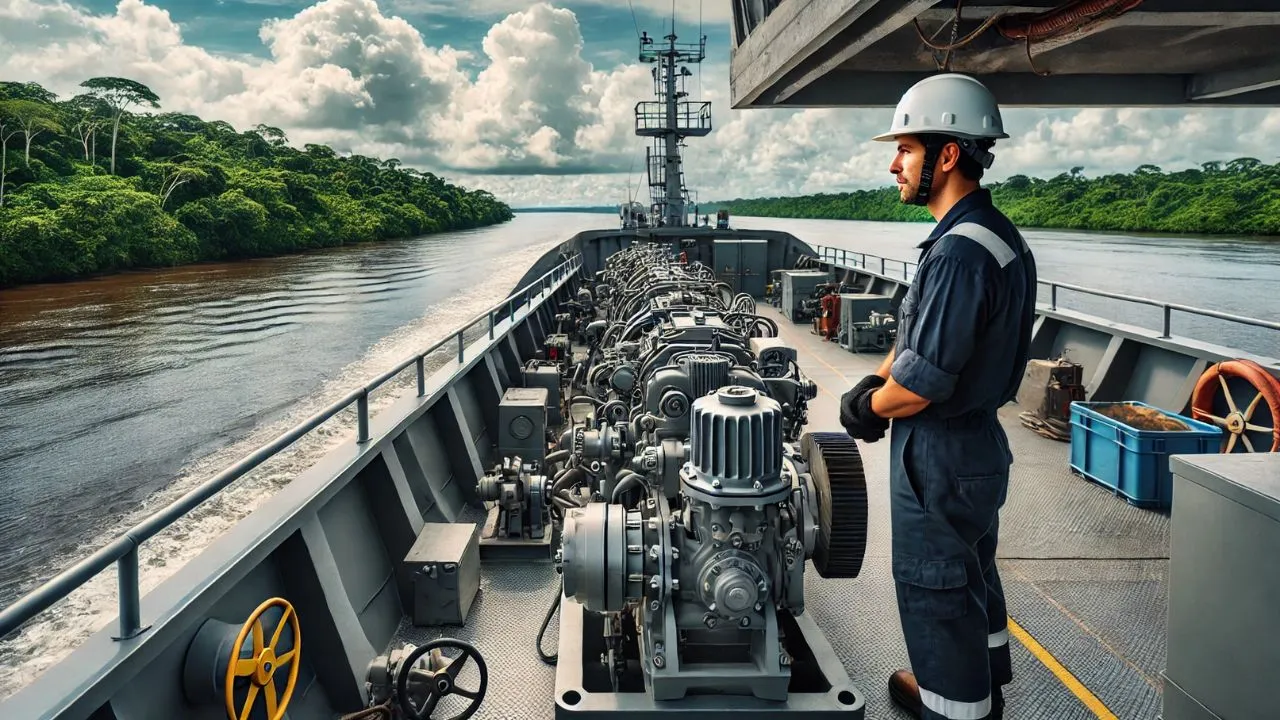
[
  {"left": 888, "top": 670, "right": 922, "bottom": 718},
  {"left": 889, "top": 671, "right": 1006, "bottom": 719}
]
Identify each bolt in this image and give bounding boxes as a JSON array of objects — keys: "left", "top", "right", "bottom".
[
  {"left": 650, "top": 546, "right": 659, "bottom": 560},
  {"left": 671, "top": 579, "right": 680, "bottom": 591},
  {"left": 712, "top": 479, "right": 721, "bottom": 488},
  {"left": 671, "top": 548, "right": 680, "bottom": 560},
  {"left": 779, "top": 653, "right": 791, "bottom": 667},
  {"left": 740, "top": 617, "right": 750, "bottom": 628},
  {"left": 653, "top": 654, "right": 665, "bottom": 668},
  {"left": 650, "top": 600, "right": 660, "bottom": 611},
  {"left": 704, "top": 614, "right": 718, "bottom": 628},
  {"left": 753, "top": 481, "right": 763, "bottom": 491},
  {"left": 731, "top": 535, "right": 743, "bottom": 548},
  {"left": 755, "top": 602, "right": 764, "bottom": 611},
  {"left": 711, "top": 523, "right": 721, "bottom": 533}
]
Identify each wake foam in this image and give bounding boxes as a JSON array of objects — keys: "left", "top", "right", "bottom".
[{"left": 0, "top": 238, "right": 563, "bottom": 700}]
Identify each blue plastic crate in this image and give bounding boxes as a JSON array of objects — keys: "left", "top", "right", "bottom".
[{"left": 1068, "top": 401, "right": 1222, "bottom": 510}]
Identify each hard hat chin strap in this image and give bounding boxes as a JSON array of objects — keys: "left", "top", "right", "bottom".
[
  {"left": 911, "top": 136, "right": 946, "bottom": 206},
  {"left": 909, "top": 135, "right": 996, "bottom": 206}
]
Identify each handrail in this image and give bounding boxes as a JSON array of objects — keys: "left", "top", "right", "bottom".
[
  {"left": 812, "top": 245, "right": 1279, "bottom": 340},
  {"left": 0, "top": 253, "right": 583, "bottom": 641}
]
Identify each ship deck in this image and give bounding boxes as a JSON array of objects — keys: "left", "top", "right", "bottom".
[{"left": 390, "top": 305, "right": 1167, "bottom": 720}]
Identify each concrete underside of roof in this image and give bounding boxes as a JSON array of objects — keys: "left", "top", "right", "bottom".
[{"left": 729, "top": 0, "right": 1280, "bottom": 108}]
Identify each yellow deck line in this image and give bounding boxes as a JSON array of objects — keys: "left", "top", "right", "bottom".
[
  {"left": 773, "top": 313, "right": 1122, "bottom": 719},
  {"left": 1008, "top": 618, "right": 1120, "bottom": 720}
]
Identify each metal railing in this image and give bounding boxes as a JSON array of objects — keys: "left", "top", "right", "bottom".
[
  {"left": 815, "top": 246, "right": 916, "bottom": 280},
  {"left": 813, "top": 245, "right": 1280, "bottom": 340},
  {"left": 0, "top": 253, "right": 582, "bottom": 641}
]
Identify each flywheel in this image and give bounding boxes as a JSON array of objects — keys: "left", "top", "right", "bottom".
[{"left": 800, "top": 432, "right": 869, "bottom": 579}]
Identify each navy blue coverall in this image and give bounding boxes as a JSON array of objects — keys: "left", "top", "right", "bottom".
[{"left": 888, "top": 188, "right": 1037, "bottom": 719}]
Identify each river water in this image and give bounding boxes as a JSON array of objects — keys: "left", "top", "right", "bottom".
[{"left": 0, "top": 211, "right": 1278, "bottom": 695}]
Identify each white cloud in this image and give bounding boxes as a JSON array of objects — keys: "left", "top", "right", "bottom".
[{"left": 2, "top": 0, "right": 1278, "bottom": 208}]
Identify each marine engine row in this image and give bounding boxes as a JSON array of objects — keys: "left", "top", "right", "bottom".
[{"left": 464, "top": 242, "right": 869, "bottom": 703}]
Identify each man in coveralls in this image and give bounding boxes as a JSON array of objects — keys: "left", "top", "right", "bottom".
[{"left": 838, "top": 74, "right": 1037, "bottom": 719}]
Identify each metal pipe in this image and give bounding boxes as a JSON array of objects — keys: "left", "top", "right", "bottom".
[
  {"left": 358, "top": 391, "right": 369, "bottom": 443},
  {"left": 116, "top": 545, "right": 142, "bottom": 640},
  {"left": 416, "top": 356, "right": 425, "bottom": 397}
]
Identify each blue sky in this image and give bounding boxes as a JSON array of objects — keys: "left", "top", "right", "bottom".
[{"left": 3, "top": 0, "right": 1278, "bottom": 206}]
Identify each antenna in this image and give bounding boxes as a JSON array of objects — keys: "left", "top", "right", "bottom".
[{"left": 634, "top": 11, "right": 710, "bottom": 228}]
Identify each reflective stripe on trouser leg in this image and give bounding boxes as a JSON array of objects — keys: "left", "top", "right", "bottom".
[
  {"left": 890, "top": 422, "right": 1010, "bottom": 720},
  {"left": 980, "top": 513, "right": 1013, "bottom": 688}
]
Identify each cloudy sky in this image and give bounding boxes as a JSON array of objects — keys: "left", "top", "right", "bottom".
[{"left": 4, "top": 0, "right": 1280, "bottom": 207}]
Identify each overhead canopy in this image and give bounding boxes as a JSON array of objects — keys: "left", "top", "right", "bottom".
[{"left": 729, "top": 0, "right": 1280, "bottom": 107}]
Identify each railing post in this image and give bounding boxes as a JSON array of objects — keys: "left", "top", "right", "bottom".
[
  {"left": 114, "top": 545, "right": 144, "bottom": 640},
  {"left": 1050, "top": 284, "right": 1058, "bottom": 310},
  {"left": 489, "top": 310, "right": 495, "bottom": 339},
  {"left": 457, "top": 332, "right": 465, "bottom": 363},
  {"left": 416, "top": 356, "right": 425, "bottom": 396},
  {"left": 880, "top": 257, "right": 885, "bottom": 275},
  {"left": 357, "top": 391, "right": 369, "bottom": 443},
  {"left": 1161, "top": 305, "right": 1172, "bottom": 338}
]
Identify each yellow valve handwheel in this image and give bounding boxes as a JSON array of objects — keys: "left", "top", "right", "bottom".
[{"left": 223, "top": 597, "right": 301, "bottom": 720}]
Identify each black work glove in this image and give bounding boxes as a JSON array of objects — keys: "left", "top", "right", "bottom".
[{"left": 840, "top": 375, "right": 890, "bottom": 443}]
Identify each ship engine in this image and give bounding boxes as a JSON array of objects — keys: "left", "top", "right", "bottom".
[{"left": 540, "top": 242, "right": 868, "bottom": 707}]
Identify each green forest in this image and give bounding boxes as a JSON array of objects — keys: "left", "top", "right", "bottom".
[
  {"left": 0, "top": 78, "right": 513, "bottom": 289},
  {"left": 709, "top": 161, "right": 1280, "bottom": 236}
]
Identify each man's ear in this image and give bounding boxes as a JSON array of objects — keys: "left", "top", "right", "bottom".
[{"left": 937, "top": 142, "right": 961, "bottom": 173}]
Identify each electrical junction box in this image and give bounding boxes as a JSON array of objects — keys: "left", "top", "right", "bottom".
[
  {"left": 780, "top": 270, "right": 831, "bottom": 323},
  {"left": 404, "top": 522, "right": 481, "bottom": 626},
  {"left": 498, "top": 386, "right": 547, "bottom": 465},
  {"left": 522, "top": 364, "right": 562, "bottom": 425}
]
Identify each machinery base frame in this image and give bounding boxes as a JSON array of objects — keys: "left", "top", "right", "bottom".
[
  {"left": 553, "top": 597, "right": 865, "bottom": 719},
  {"left": 479, "top": 507, "right": 557, "bottom": 563}
]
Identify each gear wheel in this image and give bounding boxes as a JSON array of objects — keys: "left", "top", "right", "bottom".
[{"left": 800, "top": 431, "right": 869, "bottom": 579}]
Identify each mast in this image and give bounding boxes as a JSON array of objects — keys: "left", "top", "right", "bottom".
[{"left": 635, "top": 22, "right": 710, "bottom": 228}]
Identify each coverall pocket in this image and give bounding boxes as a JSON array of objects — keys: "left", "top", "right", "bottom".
[
  {"left": 892, "top": 555, "right": 968, "bottom": 619},
  {"left": 954, "top": 472, "right": 1004, "bottom": 516}
]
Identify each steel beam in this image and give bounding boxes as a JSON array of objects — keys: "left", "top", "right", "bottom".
[
  {"left": 1187, "top": 59, "right": 1280, "bottom": 100},
  {"left": 782, "top": 70, "right": 1280, "bottom": 107},
  {"left": 767, "top": 0, "right": 937, "bottom": 104},
  {"left": 730, "top": 0, "right": 889, "bottom": 109}
]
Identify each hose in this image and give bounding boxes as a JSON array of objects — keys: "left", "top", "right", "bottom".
[
  {"left": 339, "top": 699, "right": 393, "bottom": 719},
  {"left": 536, "top": 578, "right": 563, "bottom": 665},
  {"left": 610, "top": 471, "right": 646, "bottom": 503}
]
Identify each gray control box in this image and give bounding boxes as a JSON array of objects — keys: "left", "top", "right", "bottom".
[
  {"left": 780, "top": 269, "right": 831, "bottom": 322},
  {"left": 498, "top": 386, "right": 547, "bottom": 465},
  {"left": 404, "top": 522, "right": 481, "bottom": 626},
  {"left": 523, "top": 364, "right": 562, "bottom": 425}
]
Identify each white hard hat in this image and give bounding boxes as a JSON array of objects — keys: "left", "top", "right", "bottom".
[{"left": 872, "top": 73, "right": 1009, "bottom": 143}]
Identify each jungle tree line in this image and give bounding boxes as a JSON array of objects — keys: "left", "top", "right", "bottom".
[
  {"left": 0, "top": 78, "right": 513, "bottom": 288},
  {"left": 707, "top": 162, "right": 1280, "bottom": 236}
]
